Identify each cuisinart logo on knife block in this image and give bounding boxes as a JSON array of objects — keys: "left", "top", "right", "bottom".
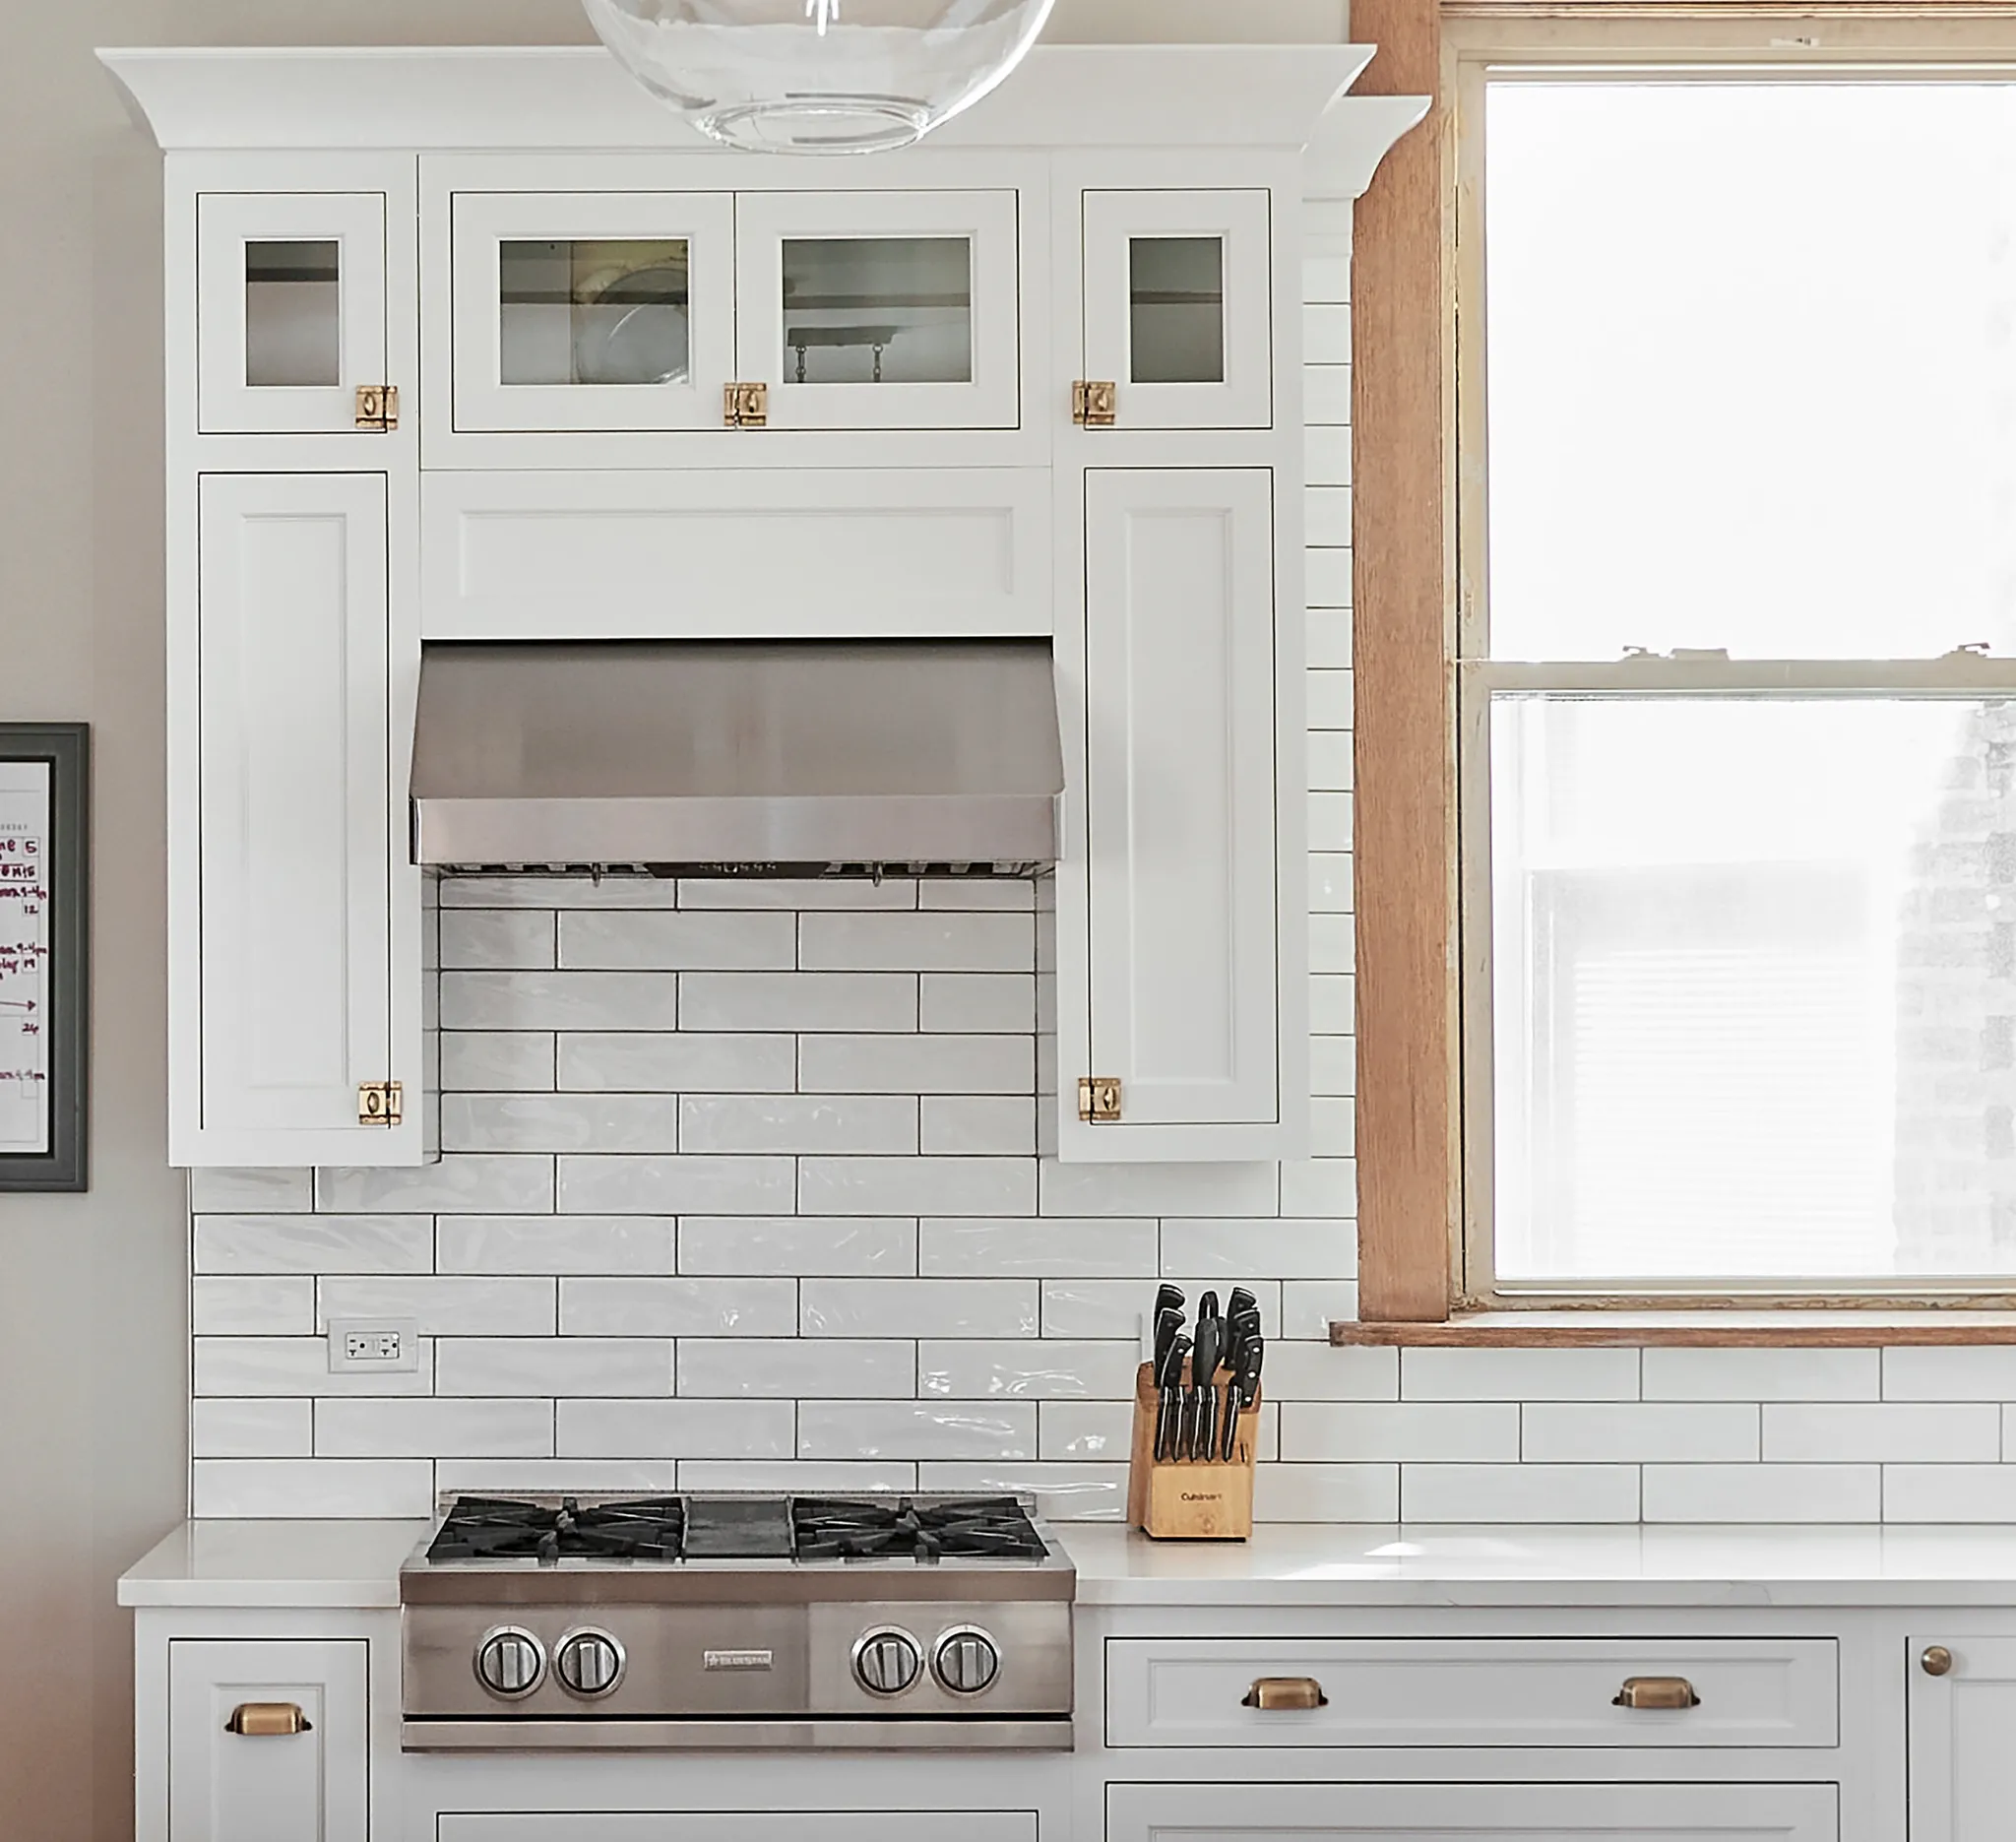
[{"left": 703, "top": 1649, "right": 776, "bottom": 1672}]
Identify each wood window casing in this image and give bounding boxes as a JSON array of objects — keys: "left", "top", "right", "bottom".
[{"left": 1345, "top": 2, "right": 2016, "bottom": 1349}]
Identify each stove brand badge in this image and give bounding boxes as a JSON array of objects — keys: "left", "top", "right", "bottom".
[{"left": 703, "top": 1648, "right": 776, "bottom": 1673}]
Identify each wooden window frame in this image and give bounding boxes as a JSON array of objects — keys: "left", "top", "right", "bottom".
[{"left": 1347, "top": 0, "right": 2016, "bottom": 1348}]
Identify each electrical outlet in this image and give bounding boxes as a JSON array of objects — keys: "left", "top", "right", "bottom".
[{"left": 328, "top": 1317, "right": 420, "bottom": 1374}]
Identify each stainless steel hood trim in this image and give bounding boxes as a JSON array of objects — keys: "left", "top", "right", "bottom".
[
  {"left": 412, "top": 794, "right": 1060, "bottom": 873},
  {"left": 400, "top": 1717, "right": 1077, "bottom": 1752}
]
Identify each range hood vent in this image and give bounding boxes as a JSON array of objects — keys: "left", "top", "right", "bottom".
[{"left": 410, "top": 639, "right": 1063, "bottom": 877}]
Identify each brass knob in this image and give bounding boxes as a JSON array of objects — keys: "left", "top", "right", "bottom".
[
  {"left": 1923, "top": 1646, "right": 1955, "bottom": 1678},
  {"left": 224, "top": 1702, "right": 311, "bottom": 1737},
  {"left": 1613, "top": 1677, "right": 1700, "bottom": 1710},
  {"left": 1243, "top": 1677, "right": 1328, "bottom": 1711}
]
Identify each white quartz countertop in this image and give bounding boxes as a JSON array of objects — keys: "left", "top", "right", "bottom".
[{"left": 120, "top": 1519, "right": 2016, "bottom": 1612}]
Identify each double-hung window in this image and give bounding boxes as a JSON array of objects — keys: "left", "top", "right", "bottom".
[{"left": 1457, "top": 27, "right": 2016, "bottom": 1303}]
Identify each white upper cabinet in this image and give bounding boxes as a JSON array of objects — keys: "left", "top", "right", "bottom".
[
  {"left": 734, "top": 189, "right": 1022, "bottom": 431},
  {"left": 197, "top": 190, "right": 390, "bottom": 437},
  {"left": 185, "top": 473, "right": 421, "bottom": 1167},
  {"left": 450, "top": 190, "right": 736, "bottom": 435},
  {"left": 1081, "top": 189, "right": 1275, "bottom": 430}
]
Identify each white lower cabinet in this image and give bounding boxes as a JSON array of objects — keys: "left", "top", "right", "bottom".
[
  {"left": 437, "top": 1818, "right": 1037, "bottom": 1842},
  {"left": 167, "top": 1639, "right": 369, "bottom": 1842},
  {"left": 1106, "top": 1782, "right": 1839, "bottom": 1841},
  {"left": 1907, "top": 1633, "right": 2016, "bottom": 1841}
]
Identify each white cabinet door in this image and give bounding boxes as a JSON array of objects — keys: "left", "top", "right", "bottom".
[
  {"left": 1081, "top": 190, "right": 1274, "bottom": 430},
  {"left": 1908, "top": 1634, "right": 2016, "bottom": 1841},
  {"left": 439, "top": 1818, "right": 1035, "bottom": 1842},
  {"left": 167, "top": 1639, "right": 368, "bottom": 1842},
  {"left": 186, "top": 475, "right": 410, "bottom": 1166},
  {"left": 1107, "top": 1782, "right": 1837, "bottom": 1841},
  {"left": 197, "top": 192, "right": 388, "bottom": 436},
  {"left": 449, "top": 190, "right": 736, "bottom": 434},
  {"left": 734, "top": 190, "right": 1022, "bottom": 430},
  {"left": 1058, "top": 469, "right": 1289, "bottom": 1158}
]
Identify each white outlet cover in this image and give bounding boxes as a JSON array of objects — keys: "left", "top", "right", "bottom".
[{"left": 327, "top": 1317, "right": 421, "bottom": 1374}]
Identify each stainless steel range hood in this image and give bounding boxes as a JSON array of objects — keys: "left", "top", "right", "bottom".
[{"left": 410, "top": 640, "right": 1063, "bottom": 876}]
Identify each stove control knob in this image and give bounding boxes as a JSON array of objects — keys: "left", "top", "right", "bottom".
[
  {"left": 852, "top": 1627, "right": 924, "bottom": 1697},
  {"left": 474, "top": 1626, "right": 545, "bottom": 1700},
  {"left": 934, "top": 1626, "right": 1001, "bottom": 1696},
  {"left": 555, "top": 1629, "right": 626, "bottom": 1699}
]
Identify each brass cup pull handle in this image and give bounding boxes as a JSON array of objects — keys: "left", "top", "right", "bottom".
[
  {"left": 1243, "top": 1677, "right": 1329, "bottom": 1712},
  {"left": 1923, "top": 1646, "right": 1955, "bottom": 1678},
  {"left": 1612, "top": 1677, "right": 1700, "bottom": 1711},
  {"left": 225, "top": 1702, "right": 312, "bottom": 1737}
]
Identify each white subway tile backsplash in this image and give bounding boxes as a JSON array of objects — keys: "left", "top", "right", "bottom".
[
  {"left": 1883, "top": 1347, "right": 2016, "bottom": 1400},
  {"left": 1040, "top": 1279, "right": 1282, "bottom": 1343},
  {"left": 317, "top": 1277, "right": 556, "bottom": 1337},
  {"left": 192, "top": 1399, "right": 313, "bottom": 1459},
  {"left": 675, "top": 878, "right": 914, "bottom": 912},
  {"left": 1285, "top": 1403, "right": 1520, "bottom": 1464},
  {"left": 441, "top": 910, "right": 556, "bottom": 971},
  {"left": 1309, "top": 853, "right": 1354, "bottom": 914},
  {"left": 1763, "top": 1403, "right": 2001, "bottom": 1464},
  {"left": 316, "top": 1156, "right": 553, "bottom": 1216},
  {"left": 919, "top": 1218, "right": 1158, "bottom": 1279},
  {"left": 1281, "top": 1281, "right": 1360, "bottom": 1341},
  {"left": 678, "top": 1340, "right": 915, "bottom": 1400},
  {"left": 681, "top": 974, "right": 916, "bottom": 1034},
  {"left": 560, "top": 1278, "right": 798, "bottom": 1339},
  {"left": 1523, "top": 1404, "right": 1760, "bottom": 1465},
  {"left": 557, "top": 1154, "right": 794, "bottom": 1216},
  {"left": 1643, "top": 1348, "right": 1880, "bottom": 1403},
  {"left": 1039, "top": 1401, "right": 1133, "bottom": 1461},
  {"left": 557, "top": 1400, "right": 795, "bottom": 1460},
  {"left": 802, "top": 1280, "right": 1039, "bottom": 1340},
  {"left": 799, "top": 1401, "right": 1036, "bottom": 1462},
  {"left": 1404, "top": 1464, "right": 1641, "bottom": 1524},
  {"left": 443, "top": 971, "right": 679, "bottom": 1032},
  {"left": 445, "top": 1093, "right": 681, "bottom": 1154},
  {"left": 442, "top": 1032, "right": 556, "bottom": 1093},
  {"left": 557, "top": 1032, "right": 797, "bottom": 1095},
  {"left": 1161, "top": 1219, "right": 1353, "bottom": 1282},
  {"left": 1401, "top": 1348, "right": 1641, "bottom": 1403},
  {"left": 1643, "top": 1464, "right": 1881, "bottom": 1524},
  {"left": 435, "top": 1338, "right": 672, "bottom": 1398},
  {"left": 681, "top": 1094, "right": 918, "bottom": 1156},
  {"left": 190, "top": 1169, "right": 313, "bottom": 1213},
  {"left": 1883, "top": 1464, "right": 2016, "bottom": 1521},
  {"left": 918, "top": 881, "right": 1036, "bottom": 913},
  {"left": 195, "top": 1337, "right": 433, "bottom": 1398},
  {"left": 315, "top": 1398, "right": 554, "bottom": 1459},
  {"left": 437, "top": 1215, "right": 674, "bottom": 1277},
  {"left": 192, "top": 1277, "right": 317, "bottom": 1336},
  {"left": 800, "top": 912, "right": 1035, "bottom": 974},
  {"left": 1263, "top": 1344, "right": 1398, "bottom": 1402},
  {"left": 680, "top": 1462, "right": 919, "bottom": 1494},
  {"left": 439, "top": 1460, "right": 679, "bottom": 1493},
  {"left": 919, "top": 974, "right": 1036, "bottom": 1033},
  {"left": 442, "top": 876, "right": 677, "bottom": 910},
  {"left": 918, "top": 1341, "right": 1139, "bottom": 1401},
  {"left": 1255, "top": 1463, "right": 1399, "bottom": 1523},
  {"left": 1040, "top": 1163, "right": 1279, "bottom": 1219},
  {"left": 678, "top": 1217, "right": 917, "bottom": 1278},
  {"left": 918, "top": 1096, "right": 1036, "bottom": 1156},
  {"left": 916, "top": 1462, "right": 1128, "bottom": 1523},
  {"left": 798, "top": 1157, "right": 1036, "bottom": 1218},
  {"left": 799, "top": 1034, "right": 1032, "bottom": 1095},
  {"left": 194, "top": 1459, "right": 434, "bottom": 1519},
  {"left": 560, "top": 910, "right": 796, "bottom": 972}
]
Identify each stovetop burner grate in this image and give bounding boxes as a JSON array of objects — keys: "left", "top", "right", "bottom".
[
  {"left": 790, "top": 1494, "right": 1047, "bottom": 1564},
  {"left": 426, "top": 1494, "right": 686, "bottom": 1564}
]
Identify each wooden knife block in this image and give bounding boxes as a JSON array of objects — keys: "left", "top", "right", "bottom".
[{"left": 1125, "top": 1359, "right": 1261, "bottom": 1541}]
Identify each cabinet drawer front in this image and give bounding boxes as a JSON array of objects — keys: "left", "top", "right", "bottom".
[
  {"left": 1105, "top": 1637, "right": 1839, "bottom": 1748},
  {"left": 1108, "top": 1782, "right": 1838, "bottom": 1840},
  {"left": 168, "top": 1638, "right": 369, "bottom": 1842},
  {"left": 440, "top": 1816, "right": 1036, "bottom": 1842}
]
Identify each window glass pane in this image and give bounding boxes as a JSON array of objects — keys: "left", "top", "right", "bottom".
[
  {"left": 244, "top": 239, "right": 339, "bottom": 388},
  {"left": 782, "top": 236, "right": 973, "bottom": 385},
  {"left": 1130, "top": 235, "right": 1226, "bottom": 384},
  {"left": 1490, "top": 695, "right": 2016, "bottom": 1283},
  {"left": 1484, "top": 84, "right": 2016, "bottom": 659},
  {"left": 499, "top": 239, "right": 691, "bottom": 387}
]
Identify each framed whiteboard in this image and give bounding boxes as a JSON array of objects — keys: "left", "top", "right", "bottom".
[{"left": 0, "top": 726, "right": 87, "bottom": 1191}]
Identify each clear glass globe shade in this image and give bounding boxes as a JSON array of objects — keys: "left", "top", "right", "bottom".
[{"left": 582, "top": 0, "right": 1058, "bottom": 154}]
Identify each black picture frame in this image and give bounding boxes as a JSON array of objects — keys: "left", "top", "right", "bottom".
[{"left": 0, "top": 725, "right": 88, "bottom": 1192}]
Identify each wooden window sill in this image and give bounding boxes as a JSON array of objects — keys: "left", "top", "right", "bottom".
[{"left": 1330, "top": 1310, "right": 2016, "bottom": 1348}]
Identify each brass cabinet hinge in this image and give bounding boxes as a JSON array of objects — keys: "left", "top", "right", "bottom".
[
  {"left": 1072, "top": 381, "right": 1117, "bottom": 427},
  {"left": 225, "top": 1702, "right": 313, "bottom": 1737},
  {"left": 1078, "top": 1076, "right": 1122, "bottom": 1124},
  {"left": 724, "top": 382, "right": 770, "bottom": 428},
  {"left": 357, "top": 1081, "right": 404, "bottom": 1127},
  {"left": 354, "top": 385, "right": 400, "bottom": 432}
]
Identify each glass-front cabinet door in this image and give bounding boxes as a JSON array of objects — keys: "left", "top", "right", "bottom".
[
  {"left": 1081, "top": 190, "right": 1275, "bottom": 430},
  {"left": 450, "top": 192, "right": 736, "bottom": 433},
  {"left": 197, "top": 193, "right": 387, "bottom": 435},
  {"left": 733, "top": 191, "right": 1022, "bottom": 430}
]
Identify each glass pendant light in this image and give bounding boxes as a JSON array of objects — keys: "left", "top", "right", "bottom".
[{"left": 582, "top": 0, "right": 1058, "bottom": 155}]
